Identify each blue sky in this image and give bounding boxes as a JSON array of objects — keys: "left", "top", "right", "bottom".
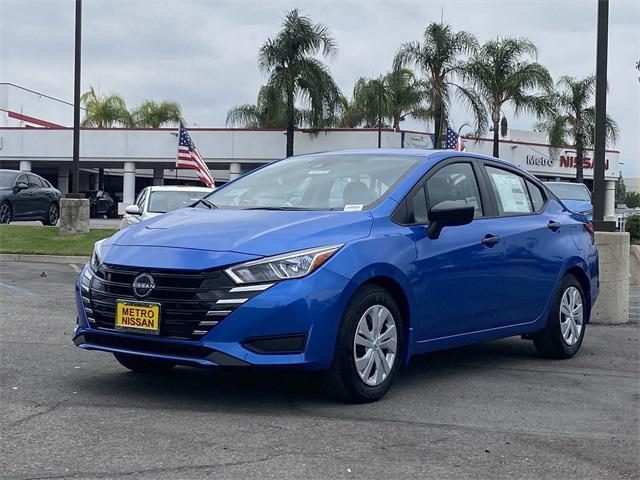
[{"left": 1, "top": 0, "right": 638, "bottom": 176}]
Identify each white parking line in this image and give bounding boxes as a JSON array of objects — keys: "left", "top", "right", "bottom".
[{"left": 69, "top": 264, "right": 81, "bottom": 273}]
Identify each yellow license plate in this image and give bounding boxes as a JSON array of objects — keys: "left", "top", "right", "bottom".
[{"left": 115, "top": 300, "right": 160, "bottom": 335}]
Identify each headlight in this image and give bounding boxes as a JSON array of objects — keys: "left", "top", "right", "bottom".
[
  {"left": 90, "top": 239, "right": 106, "bottom": 273},
  {"left": 225, "top": 244, "right": 342, "bottom": 284}
]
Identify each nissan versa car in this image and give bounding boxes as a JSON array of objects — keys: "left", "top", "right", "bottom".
[{"left": 73, "top": 150, "right": 598, "bottom": 402}]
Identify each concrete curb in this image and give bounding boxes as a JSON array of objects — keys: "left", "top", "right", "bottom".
[{"left": 0, "top": 253, "right": 89, "bottom": 264}]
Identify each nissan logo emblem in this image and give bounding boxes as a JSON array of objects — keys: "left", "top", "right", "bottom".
[{"left": 132, "top": 273, "right": 155, "bottom": 298}]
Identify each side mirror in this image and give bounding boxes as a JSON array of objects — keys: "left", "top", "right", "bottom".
[
  {"left": 426, "top": 200, "right": 475, "bottom": 239},
  {"left": 125, "top": 205, "right": 141, "bottom": 215},
  {"left": 15, "top": 181, "right": 29, "bottom": 192}
]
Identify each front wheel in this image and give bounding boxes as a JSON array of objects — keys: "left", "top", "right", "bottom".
[
  {"left": 325, "top": 285, "right": 403, "bottom": 403},
  {"left": 533, "top": 275, "right": 586, "bottom": 359},
  {"left": 113, "top": 353, "right": 175, "bottom": 373},
  {"left": 42, "top": 202, "right": 59, "bottom": 226}
]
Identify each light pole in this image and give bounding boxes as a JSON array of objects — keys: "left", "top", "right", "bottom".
[
  {"left": 71, "top": 0, "right": 82, "bottom": 195},
  {"left": 377, "top": 76, "right": 383, "bottom": 148},
  {"left": 592, "top": 0, "right": 614, "bottom": 231}
]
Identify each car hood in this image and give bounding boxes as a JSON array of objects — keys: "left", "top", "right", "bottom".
[
  {"left": 560, "top": 199, "right": 592, "bottom": 214},
  {"left": 111, "top": 207, "right": 373, "bottom": 257}
]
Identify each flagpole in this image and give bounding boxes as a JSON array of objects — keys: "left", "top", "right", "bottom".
[{"left": 175, "top": 122, "right": 181, "bottom": 183}]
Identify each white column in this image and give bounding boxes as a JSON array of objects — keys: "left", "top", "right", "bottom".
[
  {"left": 19, "top": 160, "right": 31, "bottom": 171},
  {"left": 123, "top": 162, "right": 136, "bottom": 206},
  {"left": 57, "top": 166, "right": 69, "bottom": 194},
  {"left": 229, "top": 162, "right": 242, "bottom": 181},
  {"left": 604, "top": 179, "right": 616, "bottom": 220},
  {"left": 152, "top": 167, "right": 164, "bottom": 186}
]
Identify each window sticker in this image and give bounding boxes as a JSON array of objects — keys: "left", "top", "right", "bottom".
[
  {"left": 344, "top": 204, "right": 364, "bottom": 212},
  {"left": 491, "top": 172, "right": 530, "bottom": 213}
]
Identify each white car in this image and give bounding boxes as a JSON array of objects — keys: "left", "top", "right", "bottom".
[{"left": 119, "top": 185, "right": 214, "bottom": 230}]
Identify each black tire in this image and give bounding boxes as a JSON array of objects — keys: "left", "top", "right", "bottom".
[
  {"left": 42, "top": 202, "right": 59, "bottom": 226},
  {"left": 324, "top": 285, "right": 404, "bottom": 403},
  {"left": 113, "top": 353, "right": 175, "bottom": 373},
  {"left": 0, "top": 201, "right": 11, "bottom": 224},
  {"left": 107, "top": 206, "right": 117, "bottom": 218},
  {"left": 90, "top": 204, "right": 97, "bottom": 218},
  {"left": 533, "top": 275, "right": 586, "bottom": 359}
]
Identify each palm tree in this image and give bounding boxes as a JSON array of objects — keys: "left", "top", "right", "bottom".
[
  {"left": 395, "top": 23, "right": 486, "bottom": 148},
  {"left": 132, "top": 99, "right": 182, "bottom": 128},
  {"left": 384, "top": 65, "right": 431, "bottom": 130},
  {"left": 258, "top": 9, "right": 340, "bottom": 157},
  {"left": 463, "top": 38, "right": 552, "bottom": 158},
  {"left": 226, "top": 85, "right": 289, "bottom": 128},
  {"left": 537, "top": 75, "right": 619, "bottom": 183},
  {"left": 80, "top": 87, "right": 131, "bottom": 127}
]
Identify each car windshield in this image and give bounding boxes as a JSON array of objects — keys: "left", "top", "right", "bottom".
[
  {"left": 0, "top": 172, "right": 17, "bottom": 188},
  {"left": 545, "top": 183, "right": 591, "bottom": 201},
  {"left": 205, "top": 154, "right": 421, "bottom": 210},
  {"left": 147, "top": 190, "right": 210, "bottom": 213}
]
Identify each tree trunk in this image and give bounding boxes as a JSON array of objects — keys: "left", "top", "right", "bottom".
[
  {"left": 575, "top": 139, "right": 584, "bottom": 184},
  {"left": 285, "top": 83, "right": 294, "bottom": 158},
  {"left": 492, "top": 107, "right": 500, "bottom": 158},
  {"left": 433, "top": 104, "right": 443, "bottom": 149}
]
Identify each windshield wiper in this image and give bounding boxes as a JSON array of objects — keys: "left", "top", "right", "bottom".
[{"left": 191, "top": 198, "right": 218, "bottom": 209}]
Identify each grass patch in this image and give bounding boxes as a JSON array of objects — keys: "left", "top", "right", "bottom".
[{"left": 0, "top": 225, "right": 117, "bottom": 256}]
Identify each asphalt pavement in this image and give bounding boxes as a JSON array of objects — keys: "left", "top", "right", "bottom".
[{"left": 1, "top": 261, "right": 638, "bottom": 480}]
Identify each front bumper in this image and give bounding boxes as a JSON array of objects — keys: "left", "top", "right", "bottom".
[{"left": 73, "top": 264, "right": 350, "bottom": 370}]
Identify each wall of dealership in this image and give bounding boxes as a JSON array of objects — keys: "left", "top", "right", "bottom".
[{"left": 0, "top": 125, "right": 620, "bottom": 218}]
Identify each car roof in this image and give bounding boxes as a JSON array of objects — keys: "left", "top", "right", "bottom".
[
  {"left": 293, "top": 148, "right": 523, "bottom": 171},
  {"left": 146, "top": 185, "right": 214, "bottom": 192},
  {"left": 543, "top": 181, "right": 587, "bottom": 187}
]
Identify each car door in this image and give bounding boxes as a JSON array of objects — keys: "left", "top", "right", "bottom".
[
  {"left": 27, "top": 174, "right": 47, "bottom": 218},
  {"left": 478, "top": 163, "right": 566, "bottom": 326},
  {"left": 12, "top": 174, "right": 32, "bottom": 218},
  {"left": 410, "top": 159, "right": 509, "bottom": 340}
]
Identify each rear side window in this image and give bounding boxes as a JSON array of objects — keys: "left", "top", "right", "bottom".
[
  {"left": 486, "top": 166, "right": 532, "bottom": 215},
  {"left": 526, "top": 180, "right": 545, "bottom": 212},
  {"left": 425, "top": 163, "right": 483, "bottom": 218}
]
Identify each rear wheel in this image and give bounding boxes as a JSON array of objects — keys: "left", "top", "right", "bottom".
[
  {"left": 107, "top": 206, "right": 117, "bottom": 218},
  {"left": 42, "top": 202, "right": 59, "bottom": 226},
  {"left": 325, "top": 285, "right": 403, "bottom": 403},
  {"left": 113, "top": 353, "right": 175, "bottom": 373},
  {"left": 0, "top": 201, "right": 11, "bottom": 224},
  {"left": 533, "top": 275, "right": 586, "bottom": 359}
]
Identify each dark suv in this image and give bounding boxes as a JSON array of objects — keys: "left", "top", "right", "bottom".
[
  {"left": 0, "top": 169, "right": 61, "bottom": 225},
  {"left": 84, "top": 190, "right": 117, "bottom": 218}
]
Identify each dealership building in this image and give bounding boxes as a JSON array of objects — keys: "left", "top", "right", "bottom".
[{"left": 0, "top": 83, "right": 621, "bottom": 218}]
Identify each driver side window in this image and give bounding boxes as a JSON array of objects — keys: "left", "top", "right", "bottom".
[{"left": 425, "top": 163, "right": 483, "bottom": 218}]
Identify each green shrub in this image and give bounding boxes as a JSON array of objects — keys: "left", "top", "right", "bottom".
[{"left": 625, "top": 215, "right": 640, "bottom": 243}]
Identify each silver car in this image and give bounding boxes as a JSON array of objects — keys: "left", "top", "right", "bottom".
[{"left": 119, "top": 185, "right": 214, "bottom": 230}]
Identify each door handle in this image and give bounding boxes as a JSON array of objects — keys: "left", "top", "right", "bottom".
[
  {"left": 481, "top": 235, "right": 501, "bottom": 246},
  {"left": 548, "top": 221, "right": 561, "bottom": 231}
]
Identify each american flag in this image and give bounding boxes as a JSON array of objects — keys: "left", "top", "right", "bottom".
[
  {"left": 176, "top": 124, "right": 215, "bottom": 188},
  {"left": 444, "top": 127, "right": 465, "bottom": 151}
]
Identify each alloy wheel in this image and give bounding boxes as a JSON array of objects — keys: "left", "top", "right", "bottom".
[
  {"left": 353, "top": 304, "right": 398, "bottom": 387},
  {"left": 49, "top": 204, "right": 59, "bottom": 225},
  {"left": 560, "top": 286, "right": 583, "bottom": 346},
  {"left": 0, "top": 203, "right": 10, "bottom": 223}
]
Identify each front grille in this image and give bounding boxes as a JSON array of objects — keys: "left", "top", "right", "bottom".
[{"left": 85, "top": 265, "right": 266, "bottom": 340}]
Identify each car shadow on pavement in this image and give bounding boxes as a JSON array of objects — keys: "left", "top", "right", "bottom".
[{"left": 70, "top": 337, "right": 542, "bottom": 409}]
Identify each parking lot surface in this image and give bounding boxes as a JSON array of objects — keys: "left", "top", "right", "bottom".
[{"left": 1, "top": 261, "right": 638, "bottom": 480}]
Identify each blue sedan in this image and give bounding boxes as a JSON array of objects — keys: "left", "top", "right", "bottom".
[{"left": 73, "top": 150, "right": 598, "bottom": 402}]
